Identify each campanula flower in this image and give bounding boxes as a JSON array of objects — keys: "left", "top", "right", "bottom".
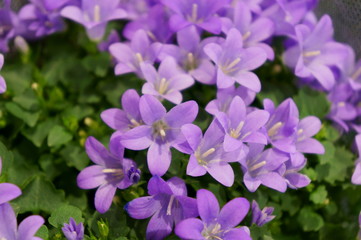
[
  {"left": 281, "top": 154, "right": 311, "bottom": 189},
  {"left": 251, "top": 200, "right": 275, "bottom": 227},
  {"left": 125, "top": 176, "right": 198, "bottom": 240},
  {"left": 204, "top": 28, "right": 267, "bottom": 90},
  {"left": 62, "top": 217, "right": 84, "bottom": 240},
  {"left": 120, "top": 95, "right": 198, "bottom": 176},
  {"left": 0, "top": 54, "right": 6, "bottom": 94},
  {"left": 175, "top": 189, "right": 251, "bottom": 240},
  {"left": 0, "top": 0, "right": 17, "bottom": 52},
  {"left": 77, "top": 136, "right": 140, "bottom": 213},
  {"left": 0, "top": 203, "right": 44, "bottom": 240},
  {"left": 61, "top": 0, "right": 127, "bottom": 40},
  {"left": 141, "top": 57, "right": 194, "bottom": 104}
]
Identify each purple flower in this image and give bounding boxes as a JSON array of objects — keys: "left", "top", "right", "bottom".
[
  {"left": 358, "top": 212, "right": 361, "bottom": 240},
  {"left": 352, "top": 134, "right": 361, "bottom": 185},
  {"left": 119, "top": 0, "right": 152, "bottom": 20},
  {"left": 222, "top": 2, "right": 275, "bottom": 60},
  {"left": 120, "top": 95, "right": 198, "bottom": 176},
  {"left": 0, "top": 0, "right": 17, "bottom": 52},
  {"left": 109, "top": 29, "right": 157, "bottom": 77},
  {"left": 97, "top": 30, "right": 120, "bottom": 52},
  {"left": 101, "top": 89, "right": 143, "bottom": 133},
  {"left": 61, "top": 0, "right": 127, "bottom": 40},
  {"left": 251, "top": 200, "right": 275, "bottom": 227},
  {"left": 283, "top": 15, "right": 350, "bottom": 90},
  {"left": 141, "top": 57, "right": 194, "bottom": 104},
  {"left": 0, "top": 54, "right": 6, "bottom": 94},
  {"left": 77, "top": 136, "right": 140, "bottom": 213},
  {"left": 0, "top": 202, "right": 44, "bottom": 240},
  {"left": 240, "top": 144, "right": 289, "bottom": 192},
  {"left": 125, "top": 176, "right": 198, "bottom": 240},
  {"left": 295, "top": 116, "right": 324, "bottom": 155},
  {"left": 215, "top": 96, "right": 269, "bottom": 152},
  {"left": 175, "top": 189, "right": 251, "bottom": 240},
  {"left": 204, "top": 28, "right": 267, "bottom": 90},
  {"left": 180, "top": 120, "right": 241, "bottom": 187},
  {"left": 62, "top": 217, "right": 84, "bottom": 240},
  {"left": 205, "top": 85, "right": 256, "bottom": 116},
  {"left": 0, "top": 158, "right": 22, "bottom": 204},
  {"left": 156, "top": 26, "right": 218, "bottom": 84},
  {"left": 282, "top": 154, "right": 311, "bottom": 189},
  {"left": 161, "top": 0, "right": 230, "bottom": 34}
]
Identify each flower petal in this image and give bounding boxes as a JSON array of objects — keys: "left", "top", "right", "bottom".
[
  {"left": 140, "top": 95, "right": 166, "bottom": 125},
  {"left": 0, "top": 183, "right": 21, "bottom": 204},
  {"left": 18, "top": 215, "right": 44, "bottom": 240},
  {"left": 207, "top": 162, "right": 235, "bottom": 187},
  {"left": 146, "top": 209, "right": 173, "bottom": 240},
  {"left": 218, "top": 197, "right": 250, "bottom": 229},
  {"left": 125, "top": 196, "right": 161, "bottom": 219},
  {"left": 175, "top": 218, "right": 204, "bottom": 240},
  {"left": 94, "top": 184, "right": 117, "bottom": 213},
  {"left": 77, "top": 165, "right": 106, "bottom": 189},
  {"left": 196, "top": 189, "right": 220, "bottom": 224},
  {"left": 165, "top": 101, "right": 198, "bottom": 128},
  {"left": 101, "top": 109, "right": 129, "bottom": 131},
  {"left": 222, "top": 227, "right": 252, "bottom": 240},
  {"left": 147, "top": 143, "right": 171, "bottom": 177},
  {"left": 0, "top": 203, "right": 17, "bottom": 240},
  {"left": 120, "top": 125, "right": 152, "bottom": 150},
  {"left": 167, "top": 177, "right": 187, "bottom": 196}
]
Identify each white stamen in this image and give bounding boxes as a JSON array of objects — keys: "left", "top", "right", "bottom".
[
  {"left": 338, "top": 102, "right": 346, "bottom": 107},
  {"left": 227, "top": 58, "right": 241, "bottom": 70},
  {"left": 147, "top": 31, "right": 157, "bottom": 42},
  {"left": 191, "top": 4, "right": 198, "bottom": 22},
  {"left": 166, "top": 195, "right": 175, "bottom": 215},
  {"left": 242, "top": 31, "right": 251, "bottom": 41},
  {"left": 102, "top": 168, "right": 124, "bottom": 178},
  {"left": 94, "top": 5, "right": 101, "bottom": 22},
  {"left": 249, "top": 160, "right": 266, "bottom": 171},
  {"left": 135, "top": 53, "right": 143, "bottom": 63},
  {"left": 352, "top": 67, "right": 361, "bottom": 80},
  {"left": 297, "top": 129, "right": 304, "bottom": 135},
  {"left": 160, "top": 129, "right": 166, "bottom": 137},
  {"left": 201, "top": 148, "right": 215, "bottom": 158},
  {"left": 267, "top": 122, "right": 283, "bottom": 137},
  {"left": 230, "top": 121, "right": 245, "bottom": 139},
  {"left": 130, "top": 119, "right": 141, "bottom": 127},
  {"left": 158, "top": 78, "right": 169, "bottom": 95},
  {"left": 240, "top": 131, "right": 251, "bottom": 140},
  {"left": 187, "top": 52, "right": 196, "bottom": 70},
  {"left": 303, "top": 50, "right": 321, "bottom": 58}
]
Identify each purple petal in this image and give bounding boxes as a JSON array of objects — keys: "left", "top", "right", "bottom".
[
  {"left": 126, "top": 196, "right": 161, "bottom": 219},
  {"left": 0, "top": 203, "right": 17, "bottom": 240},
  {"left": 259, "top": 172, "right": 287, "bottom": 192},
  {"left": 186, "top": 155, "right": 207, "bottom": 176},
  {"left": 141, "top": 63, "right": 159, "bottom": 83},
  {"left": 175, "top": 218, "right": 204, "bottom": 240},
  {"left": 218, "top": 197, "right": 250, "bottom": 229},
  {"left": 243, "top": 110, "right": 270, "bottom": 133},
  {"left": 140, "top": 95, "right": 166, "bottom": 125},
  {"left": 120, "top": 126, "right": 152, "bottom": 150},
  {"left": 18, "top": 215, "right": 44, "bottom": 240},
  {"left": 148, "top": 175, "right": 173, "bottom": 195},
  {"left": 286, "top": 173, "right": 311, "bottom": 189},
  {"left": 147, "top": 143, "right": 171, "bottom": 176},
  {"left": 0, "top": 76, "right": 6, "bottom": 94},
  {"left": 298, "top": 116, "right": 321, "bottom": 138},
  {"left": 86, "top": 23, "right": 107, "bottom": 40},
  {"left": 240, "top": 47, "right": 267, "bottom": 71},
  {"left": 217, "top": 69, "right": 236, "bottom": 89},
  {"left": 94, "top": 184, "right": 117, "bottom": 213},
  {"left": 234, "top": 71, "right": 261, "bottom": 92},
  {"left": 77, "top": 165, "right": 106, "bottom": 189},
  {"left": 207, "top": 162, "right": 235, "bottom": 187},
  {"left": 177, "top": 195, "right": 198, "bottom": 219},
  {"left": 167, "top": 177, "right": 187, "bottom": 196},
  {"left": 181, "top": 124, "right": 202, "bottom": 152},
  {"left": 163, "top": 90, "right": 183, "bottom": 105},
  {"left": 165, "top": 101, "right": 198, "bottom": 128},
  {"left": 122, "top": 89, "right": 141, "bottom": 120},
  {"left": 356, "top": 134, "right": 361, "bottom": 156},
  {"left": 296, "top": 138, "right": 325, "bottom": 154},
  {"left": 101, "top": 109, "right": 129, "bottom": 131},
  {"left": 224, "top": 134, "right": 243, "bottom": 152},
  {"left": 0, "top": 183, "right": 21, "bottom": 204},
  {"left": 60, "top": 6, "right": 84, "bottom": 24},
  {"left": 197, "top": 16, "right": 222, "bottom": 34},
  {"left": 308, "top": 64, "right": 335, "bottom": 91},
  {"left": 243, "top": 172, "right": 262, "bottom": 192},
  {"left": 204, "top": 43, "right": 222, "bottom": 64},
  {"left": 177, "top": 26, "right": 200, "bottom": 52},
  {"left": 197, "top": 189, "right": 220, "bottom": 224},
  {"left": 146, "top": 210, "right": 172, "bottom": 240},
  {"left": 223, "top": 227, "right": 252, "bottom": 240},
  {"left": 85, "top": 137, "right": 110, "bottom": 165}
]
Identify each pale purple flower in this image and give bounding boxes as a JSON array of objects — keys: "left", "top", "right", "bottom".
[
  {"left": 97, "top": 30, "right": 120, "bottom": 52},
  {"left": 161, "top": 0, "right": 230, "bottom": 34},
  {"left": 61, "top": 0, "right": 127, "bottom": 40},
  {"left": 251, "top": 200, "right": 275, "bottom": 227},
  {"left": 0, "top": 202, "right": 44, "bottom": 240},
  {"left": 125, "top": 176, "right": 198, "bottom": 240},
  {"left": 222, "top": 2, "right": 275, "bottom": 60},
  {"left": 179, "top": 120, "right": 241, "bottom": 187},
  {"left": 62, "top": 217, "right": 84, "bottom": 240},
  {"left": 119, "top": 0, "right": 152, "bottom": 20},
  {"left": 240, "top": 144, "right": 289, "bottom": 192},
  {"left": 283, "top": 15, "right": 350, "bottom": 90},
  {"left": 141, "top": 57, "right": 194, "bottom": 104},
  {"left": 215, "top": 96, "right": 269, "bottom": 152},
  {"left": 175, "top": 189, "right": 251, "bottom": 240},
  {"left": 0, "top": 0, "right": 17, "bottom": 52},
  {"left": 0, "top": 54, "right": 6, "bottom": 94},
  {"left": 231, "top": 0, "right": 264, "bottom": 14},
  {"left": 0, "top": 158, "right": 22, "bottom": 204},
  {"left": 352, "top": 134, "right": 361, "bottom": 185},
  {"left": 77, "top": 136, "right": 140, "bottom": 213},
  {"left": 204, "top": 28, "right": 267, "bottom": 90},
  {"left": 120, "top": 95, "right": 198, "bottom": 176},
  {"left": 109, "top": 29, "right": 157, "bottom": 77},
  {"left": 101, "top": 89, "right": 143, "bottom": 133},
  {"left": 295, "top": 116, "right": 324, "bottom": 155},
  {"left": 281, "top": 154, "right": 311, "bottom": 189},
  {"left": 205, "top": 85, "right": 256, "bottom": 116}
]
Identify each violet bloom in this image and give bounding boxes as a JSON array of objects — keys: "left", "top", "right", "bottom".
[
  {"left": 0, "top": 203, "right": 44, "bottom": 240},
  {"left": 161, "top": 0, "right": 230, "bottom": 34},
  {"left": 0, "top": 157, "right": 21, "bottom": 204},
  {"left": 205, "top": 85, "right": 256, "bottom": 116},
  {"left": 352, "top": 134, "right": 361, "bottom": 185},
  {"left": 18, "top": 0, "right": 70, "bottom": 38},
  {"left": 61, "top": 0, "right": 127, "bottom": 40},
  {"left": 283, "top": 15, "right": 350, "bottom": 90},
  {"left": 77, "top": 136, "right": 140, "bottom": 213},
  {"left": 251, "top": 200, "right": 275, "bottom": 227},
  {"left": 101, "top": 89, "right": 143, "bottom": 133},
  {"left": 156, "top": 26, "right": 218, "bottom": 84},
  {"left": 62, "top": 217, "right": 84, "bottom": 240},
  {"left": 175, "top": 189, "right": 251, "bottom": 240},
  {"left": 0, "top": 0, "right": 17, "bottom": 52},
  {"left": 281, "top": 155, "right": 311, "bottom": 189},
  {"left": 295, "top": 116, "right": 324, "bottom": 155},
  {"left": 204, "top": 28, "right": 267, "bottom": 90},
  {"left": 97, "top": 30, "right": 120, "bottom": 52},
  {"left": 0, "top": 54, "right": 6, "bottom": 94},
  {"left": 125, "top": 176, "right": 198, "bottom": 240},
  {"left": 216, "top": 96, "right": 269, "bottom": 152},
  {"left": 141, "top": 57, "right": 194, "bottom": 104},
  {"left": 109, "top": 29, "right": 157, "bottom": 77},
  {"left": 240, "top": 144, "right": 289, "bottom": 192},
  {"left": 180, "top": 120, "right": 241, "bottom": 187},
  {"left": 222, "top": 2, "right": 275, "bottom": 60},
  {"left": 120, "top": 95, "right": 198, "bottom": 176}
]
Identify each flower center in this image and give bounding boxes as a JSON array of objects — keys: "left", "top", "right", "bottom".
[
  {"left": 127, "top": 167, "right": 141, "bottom": 183},
  {"left": 220, "top": 58, "right": 241, "bottom": 75},
  {"left": 93, "top": 4, "right": 101, "bottom": 22},
  {"left": 249, "top": 160, "right": 267, "bottom": 172},
  {"left": 195, "top": 148, "right": 215, "bottom": 166},
  {"left": 129, "top": 118, "right": 142, "bottom": 129},
  {"left": 187, "top": 4, "right": 199, "bottom": 22},
  {"left": 302, "top": 50, "right": 321, "bottom": 58},
  {"left": 185, "top": 52, "right": 197, "bottom": 71},
  {"left": 135, "top": 53, "right": 144, "bottom": 63},
  {"left": 156, "top": 78, "right": 170, "bottom": 95},
  {"left": 102, "top": 168, "right": 124, "bottom": 180},
  {"left": 229, "top": 121, "right": 245, "bottom": 139},
  {"left": 0, "top": 237, "right": 8, "bottom": 240},
  {"left": 152, "top": 120, "right": 168, "bottom": 139},
  {"left": 242, "top": 31, "right": 251, "bottom": 41},
  {"left": 267, "top": 121, "right": 283, "bottom": 138},
  {"left": 166, "top": 195, "right": 175, "bottom": 215},
  {"left": 202, "top": 223, "right": 223, "bottom": 240}
]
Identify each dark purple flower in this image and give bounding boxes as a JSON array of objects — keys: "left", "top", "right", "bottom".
[
  {"left": 215, "top": 96, "right": 269, "bottom": 152},
  {"left": 251, "top": 200, "right": 275, "bottom": 227},
  {"left": 352, "top": 134, "right": 361, "bottom": 185},
  {"left": 62, "top": 217, "right": 84, "bottom": 240},
  {"left": 109, "top": 29, "right": 157, "bottom": 77},
  {"left": 204, "top": 28, "right": 267, "bottom": 90},
  {"left": 161, "top": 0, "right": 230, "bottom": 34},
  {"left": 101, "top": 89, "right": 143, "bottom": 133},
  {"left": 120, "top": 95, "right": 198, "bottom": 176},
  {"left": 0, "top": 54, "right": 6, "bottom": 94},
  {"left": 175, "top": 189, "right": 251, "bottom": 240},
  {"left": 0, "top": 157, "right": 22, "bottom": 204},
  {"left": 0, "top": 0, "right": 17, "bottom": 52},
  {"left": 61, "top": 0, "right": 127, "bottom": 40},
  {"left": 77, "top": 136, "right": 140, "bottom": 213},
  {"left": 0, "top": 202, "right": 44, "bottom": 240},
  {"left": 97, "top": 30, "right": 120, "bottom": 52},
  {"left": 240, "top": 144, "right": 289, "bottom": 192},
  {"left": 125, "top": 176, "right": 198, "bottom": 240},
  {"left": 141, "top": 57, "right": 194, "bottom": 104}
]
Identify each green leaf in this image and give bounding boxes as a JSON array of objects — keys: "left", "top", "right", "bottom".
[
  {"left": 5, "top": 102, "right": 40, "bottom": 127},
  {"left": 22, "top": 119, "right": 55, "bottom": 147},
  {"left": 49, "top": 205, "right": 84, "bottom": 228},
  {"left": 310, "top": 185, "right": 328, "bottom": 204},
  {"left": 294, "top": 87, "right": 330, "bottom": 119},
  {"left": 14, "top": 176, "right": 66, "bottom": 214},
  {"left": 297, "top": 207, "right": 324, "bottom": 231},
  {"left": 60, "top": 144, "right": 89, "bottom": 170},
  {"left": 13, "top": 89, "right": 40, "bottom": 111},
  {"left": 47, "top": 125, "right": 73, "bottom": 147},
  {"left": 81, "top": 53, "right": 110, "bottom": 77},
  {"left": 2, "top": 64, "right": 32, "bottom": 95},
  {"left": 35, "top": 225, "right": 49, "bottom": 239}
]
